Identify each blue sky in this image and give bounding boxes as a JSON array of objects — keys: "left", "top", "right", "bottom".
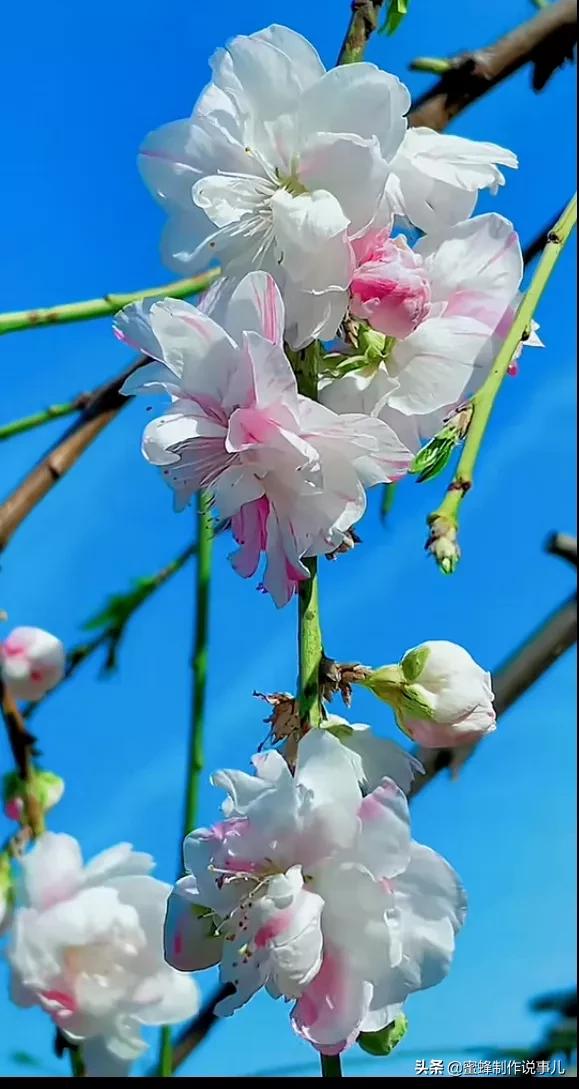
[{"left": 0, "top": 0, "right": 576, "bottom": 1078}]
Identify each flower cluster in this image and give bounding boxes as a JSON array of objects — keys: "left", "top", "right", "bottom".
[
  {"left": 8, "top": 834, "right": 200, "bottom": 1076},
  {"left": 118, "top": 25, "right": 527, "bottom": 605},
  {"left": 165, "top": 730, "right": 465, "bottom": 1055}
]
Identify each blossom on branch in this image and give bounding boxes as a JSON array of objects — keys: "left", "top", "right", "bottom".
[
  {"left": 8, "top": 834, "right": 199, "bottom": 1077},
  {"left": 165, "top": 730, "right": 465, "bottom": 1056},
  {"left": 321, "top": 213, "right": 525, "bottom": 452},
  {"left": 0, "top": 626, "right": 65, "bottom": 702},
  {"left": 117, "top": 271, "right": 411, "bottom": 607},
  {"left": 362, "top": 640, "right": 496, "bottom": 747},
  {"left": 138, "top": 24, "right": 516, "bottom": 346}
]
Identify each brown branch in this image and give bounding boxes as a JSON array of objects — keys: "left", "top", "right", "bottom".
[
  {"left": 0, "top": 360, "right": 141, "bottom": 553},
  {"left": 409, "top": 0, "right": 577, "bottom": 131},
  {"left": 337, "top": 0, "right": 386, "bottom": 64},
  {"left": 0, "top": 681, "right": 44, "bottom": 835}
]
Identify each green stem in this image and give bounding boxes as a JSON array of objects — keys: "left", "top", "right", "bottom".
[
  {"left": 298, "top": 559, "right": 324, "bottom": 729},
  {"left": 410, "top": 56, "right": 453, "bottom": 74},
  {"left": 159, "top": 493, "right": 214, "bottom": 1078},
  {"left": 427, "top": 193, "right": 577, "bottom": 557},
  {"left": 337, "top": 0, "right": 386, "bottom": 64},
  {"left": 0, "top": 397, "right": 89, "bottom": 441},
  {"left": 0, "top": 269, "right": 219, "bottom": 336},
  {"left": 182, "top": 491, "right": 214, "bottom": 838},
  {"left": 69, "top": 1047, "right": 85, "bottom": 1077},
  {"left": 320, "top": 1054, "right": 343, "bottom": 1078}
]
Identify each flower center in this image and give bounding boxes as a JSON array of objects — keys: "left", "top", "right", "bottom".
[{"left": 274, "top": 165, "right": 308, "bottom": 198}]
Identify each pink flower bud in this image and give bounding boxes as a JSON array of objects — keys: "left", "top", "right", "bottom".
[
  {"left": 350, "top": 231, "right": 432, "bottom": 339},
  {"left": 0, "top": 626, "right": 65, "bottom": 702},
  {"left": 4, "top": 797, "right": 24, "bottom": 821}
]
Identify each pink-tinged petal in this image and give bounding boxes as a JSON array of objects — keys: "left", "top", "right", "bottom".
[
  {"left": 292, "top": 947, "right": 372, "bottom": 1053},
  {"left": 242, "top": 331, "right": 299, "bottom": 415},
  {"left": 417, "top": 214, "right": 523, "bottom": 308},
  {"left": 230, "top": 498, "right": 269, "bottom": 578},
  {"left": 261, "top": 508, "right": 309, "bottom": 608},
  {"left": 388, "top": 316, "right": 489, "bottom": 416},
  {"left": 226, "top": 272, "right": 285, "bottom": 347},
  {"left": 357, "top": 779, "right": 411, "bottom": 880},
  {"left": 350, "top": 233, "right": 431, "bottom": 339}
]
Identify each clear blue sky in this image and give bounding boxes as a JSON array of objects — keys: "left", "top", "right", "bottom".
[{"left": 0, "top": 0, "right": 576, "bottom": 1077}]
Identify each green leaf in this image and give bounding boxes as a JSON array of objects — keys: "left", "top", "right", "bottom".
[
  {"left": 359, "top": 1013, "right": 409, "bottom": 1056},
  {"left": 10, "top": 1052, "right": 43, "bottom": 1068},
  {"left": 381, "top": 0, "right": 410, "bottom": 36},
  {"left": 411, "top": 432, "right": 458, "bottom": 483}
]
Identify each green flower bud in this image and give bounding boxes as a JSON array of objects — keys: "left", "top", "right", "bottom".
[
  {"left": 358, "top": 1013, "right": 409, "bottom": 1056},
  {"left": 3, "top": 769, "right": 64, "bottom": 821}
]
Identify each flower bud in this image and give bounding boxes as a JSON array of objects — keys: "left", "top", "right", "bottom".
[
  {"left": 362, "top": 641, "right": 496, "bottom": 747},
  {"left": 3, "top": 769, "right": 65, "bottom": 821},
  {"left": 426, "top": 515, "right": 461, "bottom": 574},
  {"left": 0, "top": 626, "right": 65, "bottom": 701},
  {"left": 350, "top": 232, "right": 431, "bottom": 339}
]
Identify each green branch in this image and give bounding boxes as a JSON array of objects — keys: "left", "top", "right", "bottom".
[
  {"left": 410, "top": 56, "right": 453, "bottom": 74},
  {"left": 182, "top": 491, "right": 214, "bottom": 838},
  {"left": 427, "top": 194, "right": 577, "bottom": 573},
  {"left": 337, "top": 1, "right": 386, "bottom": 64},
  {"left": 0, "top": 270, "right": 219, "bottom": 337},
  {"left": 0, "top": 396, "right": 90, "bottom": 442},
  {"left": 159, "top": 493, "right": 214, "bottom": 1077}
]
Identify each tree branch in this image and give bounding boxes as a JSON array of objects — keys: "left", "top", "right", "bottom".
[
  {"left": 0, "top": 361, "right": 140, "bottom": 552},
  {"left": 410, "top": 539, "right": 577, "bottom": 797},
  {"left": 337, "top": 1, "right": 386, "bottom": 64},
  {"left": 409, "top": 0, "right": 577, "bottom": 131},
  {"left": 0, "top": 270, "right": 218, "bottom": 338}
]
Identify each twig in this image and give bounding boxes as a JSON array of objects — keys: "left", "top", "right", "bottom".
[
  {"left": 426, "top": 195, "right": 577, "bottom": 572},
  {"left": 546, "top": 532, "right": 578, "bottom": 566},
  {"left": 157, "top": 494, "right": 214, "bottom": 1076},
  {"left": 410, "top": 540, "right": 577, "bottom": 796},
  {"left": 0, "top": 395, "right": 91, "bottom": 442},
  {"left": 408, "top": 0, "right": 577, "bottom": 131},
  {"left": 523, "top": 208, "right": 567, "bottom": 265},
  {"left": 0, "top": 270, "right": 218, "bottom": 338},
  {"left": 0, "top": 683, "right": 44, "bottom": 836},
  {"left": 337, "top": 1, "right": 386, "bottom": 64},
  {"left": 0, "top": 361, "right": 141, "bottom": 553}
]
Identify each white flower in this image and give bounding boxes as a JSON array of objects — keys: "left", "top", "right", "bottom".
[
  {"left": 364, "top": 640, "right": 496, "bottom": 747},
  {"left": 116, "top": 271, "right": 411, "bottom": 607},
  {"left": 321, "top": 714, "right": 423, "bottom": 794},
  {"left": 320, "top": 214, "right": 524, "bottom": 450},
  {"left": 165, "top": 730, "right": 465, "bottom": 1055},
  {"left": 387, "top": 127, "right": 518, "bottom": 234},
  {"left": 0, "top": 626, "right": 65, "bottom": 702},
  {"left": 139, "top": 26, "right": 516, "bottom": 347},
  {"left": 139, "top": 25, "right": 411, "bottom": 346},
  {"left": 8, "top": 834, "right": 199, "bottom": 1077}
]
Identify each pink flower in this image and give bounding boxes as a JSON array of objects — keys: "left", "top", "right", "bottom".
[
  {"left": 116, "top": 271, "right": 411, "bottom": 607},
  {"left": 0, "top": 627, "right": 65, "bottom": 702},
  {"left": 350, "top": 230, "right": 432, "bottom": 338},
  {"left": 165, "top": 730, "right": 466, "bottom": 1055}
]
